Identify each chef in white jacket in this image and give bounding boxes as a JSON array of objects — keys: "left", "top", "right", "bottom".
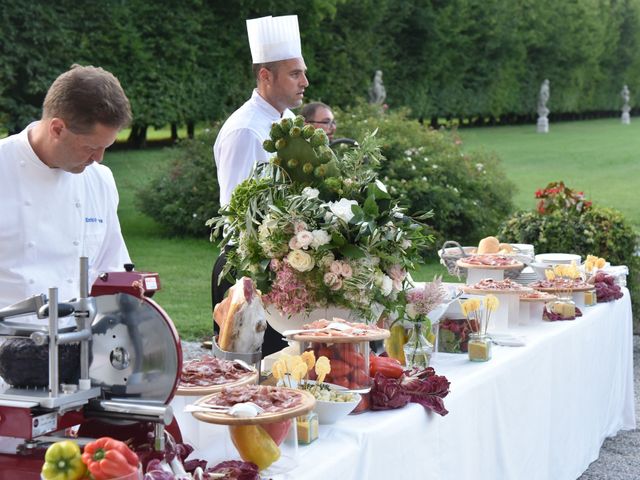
[
  {"left": 0, "top": 64, "right": 132, "bottom": 322},
  {"left": 212, "top": 15, "right": 309, "bottom": 356}
]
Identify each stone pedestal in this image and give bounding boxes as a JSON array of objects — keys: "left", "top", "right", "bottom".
[
  {"left": 537, "top": 117, "right": 549, "bottom": 133},
  {"left": 622, "top": 112, "right": 631, "bottom": 124}
]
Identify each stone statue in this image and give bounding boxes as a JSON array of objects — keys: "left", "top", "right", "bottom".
[
  {"left": 621, "top": 84, "right": 631, "bottom": 124},
  {"left": 368, "top": 70, "right": 386, "bottom": 105},
  {"left": 537, "top": 79, "right": 550, "bottom": 133}
]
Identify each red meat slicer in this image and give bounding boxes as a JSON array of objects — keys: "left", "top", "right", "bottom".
[{"left": 0, "top": 258, "right": 183, "bottom": 479}]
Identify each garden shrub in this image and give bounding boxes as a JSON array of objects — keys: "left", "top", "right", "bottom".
[
  {"left": 137, "top": 102, "right": 515, "bottom": 248},
  {"left": 334, "top": 102, "right": 516, "bottom": 250},
  {"left": 136, "top": 127, "right": 220, "bottom": 236},
  {"left": 499, "top": 186, "right": 639, "bottom": 326}
]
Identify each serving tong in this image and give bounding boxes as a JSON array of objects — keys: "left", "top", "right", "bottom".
[{"left": 184, "top": 401, "right": 265, "bottom": 417}]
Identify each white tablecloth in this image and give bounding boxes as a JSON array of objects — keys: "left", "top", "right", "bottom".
[{"left": 177, "top": 290, "right": 635, "bottom": 480}]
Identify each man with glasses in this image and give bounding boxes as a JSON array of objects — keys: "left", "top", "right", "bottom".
[
  {"left": 301, "top": 102, "right": 336, "bottom": 142},
  {"left": 0, "top": 64, "right": 132, "bottom": 323}
]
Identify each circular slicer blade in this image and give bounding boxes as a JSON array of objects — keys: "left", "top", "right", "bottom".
[{"left": 90, "top": 293, "right": 182, "bottom": 403}]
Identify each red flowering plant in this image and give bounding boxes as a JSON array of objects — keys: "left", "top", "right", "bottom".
[{"left": 534, "top": 181, "right": 592, "bottom": 215}]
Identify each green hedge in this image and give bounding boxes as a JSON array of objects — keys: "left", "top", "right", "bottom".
[{"left": 3, "top": 0, "right": 640, "bottom": 134}]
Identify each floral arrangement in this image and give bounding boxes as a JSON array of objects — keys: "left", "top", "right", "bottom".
[
  {"left": 208, "top": 117, "right": 432, "bottom": 322},
  {"left": 405, "top": 276, "right": 449, "bottom": 337},
  {"left": 535, "top": 181, "right": 592, "bottom": 215}
]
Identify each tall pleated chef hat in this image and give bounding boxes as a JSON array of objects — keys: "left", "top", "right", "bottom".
[{"left": 246, "top": 15, "right": 302, "bottom": 64}]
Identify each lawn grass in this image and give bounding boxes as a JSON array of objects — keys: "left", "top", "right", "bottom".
[
  {"left": 459, "top": 117, "right": 640, "bottom": 229},
  {"left": 104, "top": 117, "right": 639, "bottom": 340}
]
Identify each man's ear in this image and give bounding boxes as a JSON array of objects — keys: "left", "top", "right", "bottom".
[
  {"left": 258, "top": 66, "right": 273, "bottom": 84},
  {"left": 49, "top": 118, "right": 66, "bottom": 139}
]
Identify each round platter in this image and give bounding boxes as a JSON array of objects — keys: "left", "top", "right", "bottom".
[
  {"left": 531, "top": 285, "right": 593, "bottom": 293},
  {"left": 456, "top": 259, "right": 524, "bottom": 270},
  {"left": 519, "top": 293, "right": 557, "bottom": 302},
  {"left": 191, "top": 386, "right": 315, "bottom": 425},
  {"left": 462, "top": 286, "right": 533, "bottom": 295},
  {"left": 176, "top": 369, "right": 259, "bottom": 397},
  {"left": 290, "top": 329, "right": 390, "bottom": 343}
]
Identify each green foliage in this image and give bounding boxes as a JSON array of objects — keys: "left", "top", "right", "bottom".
[
  {"left": 499, "top": 204, "right": 640, "bottom": 317},
  {"left": 335, "top": 102, "right": 516, "bottom": 247},
  {"left": 136, "top": 128, "right": 220, "bottom": 236}
]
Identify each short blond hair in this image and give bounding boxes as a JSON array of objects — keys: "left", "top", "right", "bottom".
[{"left": 43, "top": 64, "right": 132, "bottom": 134}]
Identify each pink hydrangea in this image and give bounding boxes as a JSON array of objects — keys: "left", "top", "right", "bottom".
[{"left": 264, "top": 260, "right": 313, "bottom": 315}]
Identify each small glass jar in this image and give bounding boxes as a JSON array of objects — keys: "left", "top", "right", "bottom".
[
  {"left": 296, "top": 412, "right": 319, "bottom": 445},
  {"left": 467, "top": 333, "right": 492, "bottom": 362},
  {"left": 403, "top": 322, "right": 433, "bottom": 369},
  {"left": 550, "top": 296, "right": 577, "bottom": 319},
  {"left": 583, "top": 289, "right": 597, "bottom": 307}
]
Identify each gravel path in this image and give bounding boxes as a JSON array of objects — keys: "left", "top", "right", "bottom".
[
  {"left": 180, "top": 335, "right": 639, "bottom": 479},
  {"left": 578, "top": 335, "right": 639, "bottom": 479}
]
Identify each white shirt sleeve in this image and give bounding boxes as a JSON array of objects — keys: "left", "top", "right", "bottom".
[{"left": 215, "top": 127, "right": 266, "bottom": 206}]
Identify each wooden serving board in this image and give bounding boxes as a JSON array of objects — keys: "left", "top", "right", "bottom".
[
  {"left": 531, "top": 285, "right": 593, "bottom": 293},
  {"left": 191, "top": 387, "right": 316, "bottom": 426},
  {"left": 176, "top": 370, "right": 259, "bottom": 397},
  {"left": 456, "top": 259, "right": 524, "bottom": 270},
  {"left": 519, "top": 294, "right": 557, "bottom": 303},
  {"left": 462, "top": 286, "right": 533, "bottom": 295},
  {"left": 290, "top": 329, "right": 390, "bottom": 343}
]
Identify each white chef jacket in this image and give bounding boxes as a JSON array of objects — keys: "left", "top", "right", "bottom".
[
  {"left": 214, "top": 89, "right": 295, "bottom": 206},
  {"left": 0, "top": 122, "right": 130, "bottom": 323}
]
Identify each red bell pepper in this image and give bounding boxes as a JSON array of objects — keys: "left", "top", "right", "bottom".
[
  {"left": 81, "top": 437, "right": 139, "bottom": 480},
  {"left": 369, "top": 355, "right": 404, "bottom": 379}
]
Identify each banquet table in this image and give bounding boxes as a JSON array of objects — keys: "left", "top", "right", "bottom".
[{"left": 178, "top": 289, "right": 635, "bottom": 480}]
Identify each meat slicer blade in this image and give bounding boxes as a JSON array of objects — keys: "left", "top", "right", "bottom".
[{"left": 89, "top": 293, "right": 181, "bottom": 403}]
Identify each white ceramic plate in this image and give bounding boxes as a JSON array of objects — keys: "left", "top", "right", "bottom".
[{"left": 535, "top": 253, "right": 581, "bottom": 265}]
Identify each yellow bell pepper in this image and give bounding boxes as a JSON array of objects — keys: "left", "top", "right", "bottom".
[
  {"left": 41, "top": 440, "right": 87, "bottom": 480},
  {"left": 229, "top": 424, "right": 280, "bottom": 470},
  {"left": 384, "top": 323, "right": 408, "bottom": 365}
]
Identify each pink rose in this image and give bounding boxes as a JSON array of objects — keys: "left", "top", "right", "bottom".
[
  {"left": 289, "top": 236, "right": 301, "bottom": 250},
  {"left": 330, "top": 261, "right": 343, "bottom": 275},
  {"left": 340, "top": 261, "right": 353, "bottom": 278},
  {"left": 296, "top": 230, "right": 314, "bottom": 249},
  {"left": 324, "top": 272, "right": 343, "bottom": 290}
]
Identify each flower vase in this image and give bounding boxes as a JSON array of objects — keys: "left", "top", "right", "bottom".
[{"left": 403, "top": 322, "right": 433, "bottom": 369}]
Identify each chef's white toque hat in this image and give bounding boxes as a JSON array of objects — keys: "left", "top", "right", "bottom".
[{"left": 246, "top": 15, "right": 302, "bottom": 64}]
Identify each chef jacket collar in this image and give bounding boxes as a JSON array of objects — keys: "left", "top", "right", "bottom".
[
  {"left": 251, "top": 89, "right": 289, "bottom": 119},
  {"left": 20, "top": 121, "right": 60, "bottom": 173}
]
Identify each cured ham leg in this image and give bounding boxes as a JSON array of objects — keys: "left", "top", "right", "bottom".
[{"left": 214, "top": 277, "right": 267, "bottom": 353}]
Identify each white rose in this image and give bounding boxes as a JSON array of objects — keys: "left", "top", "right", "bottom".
[
  {"left": 310, "top": 229, "right": 331, "bottom": 249},
  {"left": 287, "top": 249, "right": 315, "bottom": 272},
  {"left": 381, "top": 275, "right": 393, "bottom": 296},
  {"left": 328, "top": 198, "right": 358, "bottom": 223},
  {"left": 296, "top": 230, "right": 314, "bottom": 249},
  {"left": 302, "top": 187, "right": 320, "bottom": 199}
]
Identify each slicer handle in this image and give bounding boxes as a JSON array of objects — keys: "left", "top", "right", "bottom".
[{"left": 39, "top": 303, "right": 75, "bottom": 318}]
